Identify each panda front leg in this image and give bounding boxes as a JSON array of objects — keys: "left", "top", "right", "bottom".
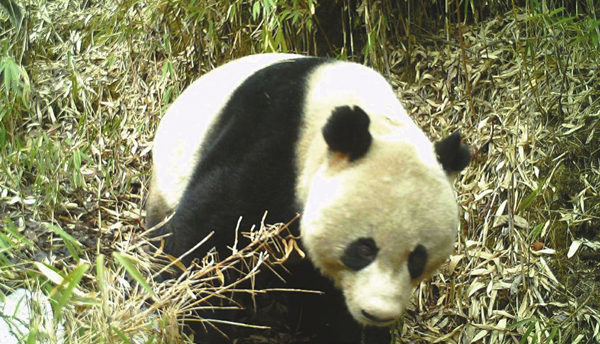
[
  {"left": 284, "top": 262, "right": 391, "bottom": 344},
  {"left": 157, "top": 229, "right": 244, "bottom": 343},
  {"left": 361, "top": 326, "right": 393, "bottom": 344},
  {"left": 315, "top": 288, "right": 392, "bottom": 344}
]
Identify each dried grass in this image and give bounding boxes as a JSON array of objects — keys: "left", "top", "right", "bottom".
[
  {"left": 391, "top": 12, "right": 600, "bottom": 344},
  {"left": 65, "top": 217, "right": 297, "bottom": 344}
]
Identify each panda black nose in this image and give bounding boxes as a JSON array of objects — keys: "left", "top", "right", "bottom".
[{"left": 361, "top": 310, "right": 395, "bottom": 324}]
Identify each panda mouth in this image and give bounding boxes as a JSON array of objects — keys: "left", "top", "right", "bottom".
[{"left": 361, "top": 310, "right": 396, "bottom": 325}]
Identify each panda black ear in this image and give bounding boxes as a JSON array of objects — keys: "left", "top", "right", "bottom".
[
  {"left": 322, "top": 106, "right": 372, "bottom": 161},
  {"left": 435, "top": 131, "right": 471, "bottom": 174}
]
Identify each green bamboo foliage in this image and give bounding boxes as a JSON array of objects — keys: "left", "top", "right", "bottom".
[
  {"left": 143, "top": 0, "right": 318, "bottom": 71},
  {"left": 1, "top": 1, "right": 600, "bottom": 343}
]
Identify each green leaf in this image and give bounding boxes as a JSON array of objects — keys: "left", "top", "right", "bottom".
[
  {"left": 144, "top": 334, "right": 157, "bottom": 344},
  {"left": 1, "top": 55, "right": 22, "bottom": 97},
  {"left": 96, "top": 254, "right": 106, "bottom": 293},
  {"left": 263, "top": 0, "right": 275, "bottom": 14},
  {"left": 55, "top": 263, "right": 90, "bottom": 320},
  {"left": 72, "top": 150, "right": 81, "bottom": 170},
  {"left": 0, "top": 124, "right": 6, "bottom": 150},
  {"left": 252, "top": 2, "right": 261, "bottom": 21},
  {"left": 547, "top": 327, "right": 559, "bottom": 342},
  {"left": 26, "top": 327, "right": 39, "bottom": 344},
  {"left": 518, "top": 177, "right": 546, "bottom": 213},
  {"left": 111, "top": 325, "right": 132, "bottom": 344},
  {"left": 308, "top": 0, "right": 315, "bottom": 14},
  {"left": 161, "top": 60, "right": 171, "bottom": 79},
  {"left": 507, "top": 316, "right": 536, "bottom": 330},
  {"left": 530, "top": 223, "right": 544, "bottom": 241},
  {"left": 553, "top": 16, "right": 575, "bottom": 27},
  {"left": 276, "top": 28, "right": 287, "bottom": 51},
  {"left": 520, "top": 320, "right": 537, "bottom": 344},
  {"left": 3, "top": 218, "right": 35, "bottom": 247},
  {"left": 549, "top": 7, "right": 565, "bottom": 17},
  {"left": 228, "top": 4, "right": 236, "bottom": 22},
  {"left": 113, "top": 252, "right": 154, "bottom": 296},
  {"left": 47, "top": 224, "right": 81, "bottom": 263}
]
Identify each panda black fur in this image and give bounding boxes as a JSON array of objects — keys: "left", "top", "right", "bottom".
[{"left": 147, "top": 54, "right": 471, "bottom": 343}]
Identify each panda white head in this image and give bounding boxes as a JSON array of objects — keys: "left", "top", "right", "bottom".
[{"left": 296, "top": 64, "right": 470, "bottom": 327}]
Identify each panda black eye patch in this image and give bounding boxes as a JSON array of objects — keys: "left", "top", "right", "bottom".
[
  {"left": 342, "top": 238, "right": 379, "bottom": 271},
  {"left": 408, "top": 244, "right": 428, "bottom": 280}
]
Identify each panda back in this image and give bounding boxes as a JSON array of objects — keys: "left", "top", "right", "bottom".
[
  {"left": 150, "top": 53, "right": 308, "bottom": 213},
  {"left": 150, "top": 55, "right": 330, "bottom": 259}
]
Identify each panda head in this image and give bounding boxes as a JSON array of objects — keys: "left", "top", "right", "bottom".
[{"left": 297, "top": 68, "right": 470, "bottom": 327}]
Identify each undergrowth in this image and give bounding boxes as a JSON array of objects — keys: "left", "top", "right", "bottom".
[{"left": 1, "top": 0, "right": 599, "bottom": 343}]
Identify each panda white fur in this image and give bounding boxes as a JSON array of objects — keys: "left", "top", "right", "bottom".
[{"left": 147, "top": 53, "right": 471, "bottom": 343}]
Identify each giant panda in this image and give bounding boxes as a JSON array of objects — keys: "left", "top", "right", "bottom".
[{"left": 147, "top": 53, "right": 471, "bottom": 343}]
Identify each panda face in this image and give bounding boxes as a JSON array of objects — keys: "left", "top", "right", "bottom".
[
  {"left": 300, "top": 135, "right": 459, "bottom": 326},
  {"left": 295, "top": 62, "right": 466, "bottom": 327}
]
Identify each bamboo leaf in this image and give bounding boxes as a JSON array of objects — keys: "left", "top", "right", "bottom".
[
  {"left": 518, "top": 177, "right": 546, "bottom": 213},
  {"left": 113, "top": 251, "right": 154, "bottom": 296},
  {"left": 47, "top": 224, "right": 81, "bottom": 263},
  {"left": 55, "top": 263, "right": 90, "bottom": 321}
]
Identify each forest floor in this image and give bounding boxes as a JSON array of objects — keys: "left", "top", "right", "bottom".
[{"left": 1, "top": 1, "right": 599, "bottom": 343}]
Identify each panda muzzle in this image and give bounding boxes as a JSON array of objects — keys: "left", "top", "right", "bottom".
[{"left": 361, "top": 310, "right": 397, "bottom": 324}]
